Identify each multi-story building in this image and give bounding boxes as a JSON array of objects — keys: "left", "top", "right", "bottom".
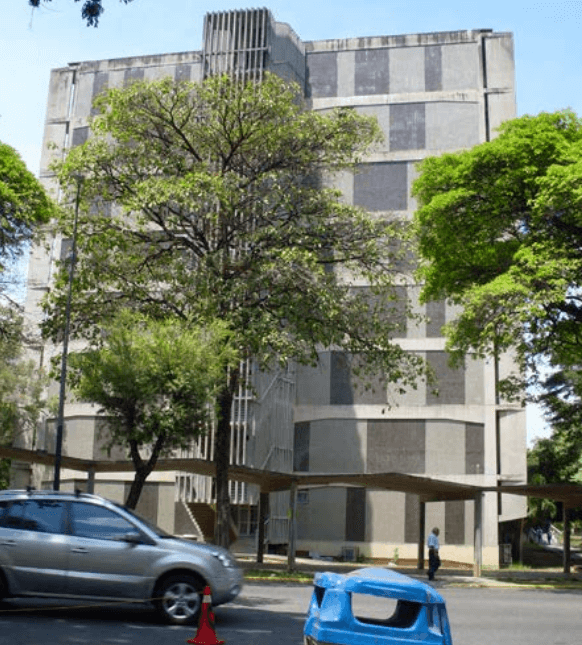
[{"left": 20, "top": 7, "right": 525, "bottom": 565}]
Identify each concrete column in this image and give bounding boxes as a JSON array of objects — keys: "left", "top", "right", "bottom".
[
  {"left": 563, "top": 505, "right": 571, "bottom": 575},
  {"left": 86, "top": 467, "right": 95, "bottom": 494},
  {"left": 256, "top": 491, "right": 268, "bottom": 564},
  {"left": 473, "top": 492, "right": 483, "bottom": 577},
  {"left": 287, "top": 481, "right": 297, "bottom": 572},
  {"left": 417, "top": 500, "right": 426, "bottom": 569}
]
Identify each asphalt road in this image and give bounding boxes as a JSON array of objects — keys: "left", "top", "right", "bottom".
[{"left": 0, "top": 583, "right": 579, "bottom": 645}]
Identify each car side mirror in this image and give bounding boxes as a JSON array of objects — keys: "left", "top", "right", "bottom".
[{"left": 118, "top": 530, "right": 143, "bottom": 545}]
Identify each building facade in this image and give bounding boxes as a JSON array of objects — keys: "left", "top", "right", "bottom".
[{"left": 21, "top": 8, "right": 525, "bottom": 565}]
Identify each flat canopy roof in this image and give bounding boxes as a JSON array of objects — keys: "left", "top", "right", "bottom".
[{"left": 2, "top": 446, "right": 582, "bottom": 506}]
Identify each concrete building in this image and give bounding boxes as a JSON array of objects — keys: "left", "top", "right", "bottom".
[{"left": 21, "top": 7, "right": 525, "bottom": 565}]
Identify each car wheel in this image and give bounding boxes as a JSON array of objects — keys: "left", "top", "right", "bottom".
[{"left": 156, "top": 574, "right": 204, "bottom": 625}]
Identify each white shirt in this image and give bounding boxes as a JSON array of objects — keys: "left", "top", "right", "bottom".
[{"left": 427, "top": 532, "right": 439, "bottom": 550}]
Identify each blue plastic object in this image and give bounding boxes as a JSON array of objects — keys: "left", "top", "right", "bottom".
[{"left": 303, "top": 568, "right": 453, "bottom": 645}]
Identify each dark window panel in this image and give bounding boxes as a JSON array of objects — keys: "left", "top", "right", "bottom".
[
  {"left": 175, "top": 64, "right": 192, "bottom": 83},
  {"left": 425, "top": 46, "right": 442, "bottom": 91},
  {"left": 389, "top": 103, "right": 426, "bottom": 151},
  {"left": 445, "top": 500, "right": 465, "bottom": 544},
  {"left": 426, "top": 352, "right": 465, "bottom": 405},
  {"left": 330, "top": 351, "right": 354, "bottom": 405},
  {"left": 71, "top": 126, "right": 89, "bottom": 148},
  {"left": 426, "top": 300, "right": 446, "bottom": 338},
  {"left": 90, "top": 72, "right": 109, "bottom": 115},
  {"left": 465, "top": 422, "right": 484, "bottom": 474},
  {"left": 404, "top": 492, "right": 419, "bottom": 543},
  {"left": 367, "top": 420, "right": 426, "bottom": 474},
  {"left": 345, "top": 488, "right": 366, "bottom": 542},
  {"left": 306, "top": 52, "right": 338, "bottom": 98},
  {"left": 124, "top": 67, "right": 144, "bottom": 86},
  {"left": 354, "top": 162, "right": 408, "bottom": 212},
  {"left": 293, "top": 422, "right": 310, "bottom": 472},
  {"left": 355, "top": 48, "right": 390, "bottom": 96}
]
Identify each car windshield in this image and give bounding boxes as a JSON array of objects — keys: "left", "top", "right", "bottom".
[{"left": 112, "top": 502, "right": 173, "bottom": 538}]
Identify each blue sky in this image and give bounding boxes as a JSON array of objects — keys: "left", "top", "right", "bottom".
[{"left": 2, "top": 0, "right": 579, "bottom": 444}]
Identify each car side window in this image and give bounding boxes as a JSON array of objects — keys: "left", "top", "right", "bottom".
[
  {"left": 0, "top": 500, "right": 11, "bottom": 525},
  {"left": 69, "top": 502, "right": 136, "bottom": 541},
  {"left": 0, "top": 499, "right": 65, "bottom": 534}
]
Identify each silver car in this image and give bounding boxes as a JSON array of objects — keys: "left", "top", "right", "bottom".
[{"left": 0, "top": 489, "right": 243, "bottom": 624}]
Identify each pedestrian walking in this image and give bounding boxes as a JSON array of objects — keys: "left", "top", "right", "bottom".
[{"left": 427, "top": 527, "right": 441, "bottom": 581}]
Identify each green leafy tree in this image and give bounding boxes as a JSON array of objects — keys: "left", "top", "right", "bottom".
[
  {"left": 28, "top": 0, "right": 134, "bottom": 27},
  {"left": 0, "top": 141, "right": 53, "bottom": 484},
  {"left": 527, "top": 365, "right": 582, "bottom": 522},
  {"left": 412, "top": 110, "right": 582, "bottom": 388},
  {"left": 412, "top": 109, "right": 582, "bottom": 487},
  {"left": 0, "top": 142, "right": 54, "bottom": 294},
  {"left": 0, "top": 306, "right": 47, "bottom": 487},
  {"left": 68, "top": 311, "right": 238, "bottom": 509},
  {"left": 47, "top": 73, "right": 423, "bottom": 545}
]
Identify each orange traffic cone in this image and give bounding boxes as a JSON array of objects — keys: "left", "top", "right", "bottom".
[{"left": 186, "top": 586, "right": 225, "bottom": 645}]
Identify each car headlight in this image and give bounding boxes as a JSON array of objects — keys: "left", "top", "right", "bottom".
[{"left": 212, "top": 550, "right": 235, "bottom": 568}]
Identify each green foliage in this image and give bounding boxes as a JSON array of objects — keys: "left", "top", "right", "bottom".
[
  {"left": 48, "top": 72, "right": 424, "bottom": 532},
  {"left": 527, "top": 366, "right": 582, "bottom": 520},
  {"left": 67, "top": 311, "right": 238, "bottom": 507},
  {"left": 0, "top": 306, "right": 47, "bottom": 488},
  {"left": 412, "top": 111, "right": 582, "bottom": 395},
  {"left": 0, "top": 140, "right": 52, "bottom": 486},
  {"left": 68, "top": 312, "right": 235, "bottom": 449},
  {"left": 413, "top": 109, "right": 582, "bottom": 492},
  {"left": 534, "top": 389, "right": 582, "bottom": 524},
  {"left": 0, "top": 142, "right": 54, "bottom": 277},
  {"left": 28, "top": 0, "right": 134, "bottom": 27},
  {"left": 48, "top": 73, "right": 421, "bottom": 387}
]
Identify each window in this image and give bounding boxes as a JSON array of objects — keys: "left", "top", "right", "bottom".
[
  {"left": 351, "top": 595, "right": 421, "bottom": 629},
  {"left": 70, "top": 502, "right": 135, "bottom": 541},
  {"left": 427, "top": 604, "right": 442, "bottom": 634},
  {"left": 0, "top": 499, "right": 65, "bottom": 534}
]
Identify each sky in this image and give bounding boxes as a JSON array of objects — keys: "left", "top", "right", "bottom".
[{"left": 2, "top": 0, "right": 580, "bottom": 446}]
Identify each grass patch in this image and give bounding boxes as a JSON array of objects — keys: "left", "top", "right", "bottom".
[
  {"left": 505, "top": 562, "right": 533, "bottom": 571},
  {"left": 495, "top": 579, "right": 582, "bottom": 590},
  {"left": 244, "top": 569, "right": 314, "bottom": 583}
]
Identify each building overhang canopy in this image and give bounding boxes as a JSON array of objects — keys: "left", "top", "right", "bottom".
[{"left": 3, "top": 446, "right": 582, "bottom": 505}]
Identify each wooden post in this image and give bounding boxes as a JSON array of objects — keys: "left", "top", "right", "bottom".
[
  {"left": 417, "top": 500, "right": 426, "bottom": 569},
  {"left": 257, "top": 491, "right": 268, "bottom": 564},
  {"left": 563, "top": 504, "right": 571, "bottom": 575},
  {"left": 518, "top": 517, "right": 525, "bottom": 564},
  {"left": 473, "top": 492, "right": 483, "bottom": 577},
  {"left": 287, "top": 481, "right": 297, "bottom": 572}
]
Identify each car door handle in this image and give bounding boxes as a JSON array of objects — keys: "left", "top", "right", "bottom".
[
  {"left": 71, "top": 547, "right": 89, "bottom": 554},
  {"left": 0, "top": 540, "right": 16, "bottom": 546}
]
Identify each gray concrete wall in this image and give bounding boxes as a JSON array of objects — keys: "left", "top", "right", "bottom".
[
  {"left": 26, "top": 13, "right": 524, "bottom": 560},
  {"left": 297, "top": 27, "right": 521, "bottom": 557}
]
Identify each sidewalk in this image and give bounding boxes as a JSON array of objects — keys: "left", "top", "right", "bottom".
[{"left": 236, "top": 552, "right": 582, "bottom": 588}]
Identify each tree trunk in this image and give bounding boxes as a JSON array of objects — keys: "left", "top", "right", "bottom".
[
  {"left": 125, "top": 465, "right": 151, "bottom": 510},
  {"left": 125, "top": 435, "right": 165, "bottom": 510},
  {"left": 214, "top": 370, "right": 239, "bottom": 548}
]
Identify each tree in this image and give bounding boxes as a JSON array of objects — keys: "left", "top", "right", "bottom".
[
  {"left": 0, "top": 142, "right": 54, "bottom": 295},
  {"left": 412, "top": 110, "right": 582, "bottom": 391},
  {"left": 527, "top": 422, "right": 582, "bottom": 525},
  {"left": 0, "top": 305, "right": 47, "bottom": 487},
  {"left": 0, "top": 142, "right": 52, "bottom": 484},
  {"left": 47, "top": 73, "right": 423, "bottom": 546},
  {"left": 412, "top": 110, "right": 582, "bottom": 497},
  {"left": 28, "top": 0, "right": 134, "bottom": 27},
  {"left": 527, "top": 365, "right": 582, "bottom": 509},
  {"left": 68, "top": 311, "right": 238, "bottom": 509}
]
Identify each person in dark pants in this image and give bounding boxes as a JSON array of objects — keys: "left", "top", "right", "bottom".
[{"left": 427, "top": 527, "right": 441, "bottom": 581}]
